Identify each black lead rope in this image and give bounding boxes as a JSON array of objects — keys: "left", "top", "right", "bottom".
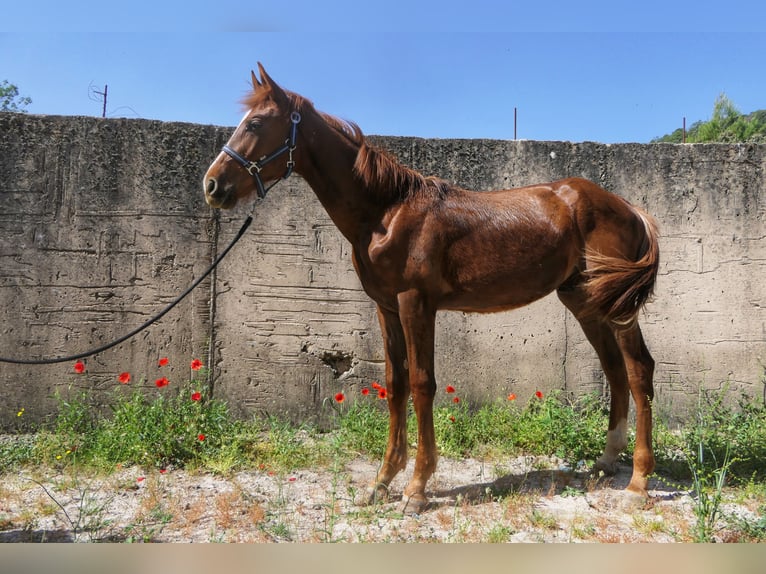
[{"left": 0, "top": 215, "right": 252, "bottom": 365}]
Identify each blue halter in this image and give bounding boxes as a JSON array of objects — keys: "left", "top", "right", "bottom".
[{"left": 222, "top": 111, "right": 301, "bottom": 199}]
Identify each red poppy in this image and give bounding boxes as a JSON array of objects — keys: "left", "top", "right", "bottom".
[
  {"left": 378, "top": 388, "right": 387, "bottom": 399},
  {"left": 159, "top": 468, "right": 167, "bottom": 474},
  {"left": 158, "top": 357, "right": 169, "bottom": 367},
  {"left": 288, "top": 476, "right": 297, "bottom": 482},
  {"left": 197, "top": 433, "right": 206, "bottom": 442},
  {"left": 361, "top": 388, "right": 370, "bottom": 396},
  {"left": 507, "top": 393, "right": 517, "bottom": 401},
  {"left": 136, "top": 476, "right": 145, "bottom": 483},
  {"left": 334, "top": 392, "right": 345, "bottom": 403},
  {"left": 449, "top": 416, "right": 456, "bottom": 423},
  {"left": 190, "top": 359, "right": 203, "bottom": 371},
  {"left": 118, "top": 372, "right": 131, "bottom": 384},
  {"left": 371, "top": 381, "right": 381, "bottom": 390},
  {"left": 535, "top": 390, "right": 544, "bottom": 399},
  {"left": 453, "top": 397, "right": 460, "bottom": 404},
  {"left": 155, "top": 377, "right": 169, "bottom": 388},
  {"left": 74, "top": 361, "right": 85, "bottom": 374},
  {"left": 191, "top": 392, "right": 202, "bottom": 402},
  {"left": 445, "top": 385, "right": 456, "bottom": 394}
]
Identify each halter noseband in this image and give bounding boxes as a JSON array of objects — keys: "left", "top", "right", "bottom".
[{"left": 222, "top": 111, "right": 301, "bottom": 199}]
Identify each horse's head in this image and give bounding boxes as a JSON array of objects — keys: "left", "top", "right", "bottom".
[{"left": 204, "top": 63, "right": 301, "bottom": 209}]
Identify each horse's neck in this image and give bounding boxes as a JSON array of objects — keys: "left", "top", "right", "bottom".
[{"left": 297, "top": 115, "right": 379, "bottom": 243}]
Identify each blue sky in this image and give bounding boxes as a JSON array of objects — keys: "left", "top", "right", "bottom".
[{"left": 2, "top": 1, "right": 765, "bottom": 143}]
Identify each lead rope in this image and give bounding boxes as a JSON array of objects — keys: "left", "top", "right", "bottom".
[{"left": 0, "top": 214, "right": 252, "bottom": 365}]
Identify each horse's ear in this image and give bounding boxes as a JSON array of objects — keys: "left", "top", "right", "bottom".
[
  {"left": 251, "top": 69, "right": 262, "bottom": 91},
  {"left": 257, "top": 62, "right": 289, "bottom": 105}
]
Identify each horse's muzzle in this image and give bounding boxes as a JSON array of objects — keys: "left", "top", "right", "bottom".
[{"left": 204, "top": 176, "right": 235, "bottom": 209}]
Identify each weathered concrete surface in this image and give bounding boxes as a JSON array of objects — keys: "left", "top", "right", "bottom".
[
  {"left": 0, "top": 114, "right": 228, "bottom": 425},
  {"left": 1, "top": 113, "right": 764, "bottom": 429}
]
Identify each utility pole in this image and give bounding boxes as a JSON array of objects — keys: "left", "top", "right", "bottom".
[{"left": 92, "top": 84, "right": 108, "bottom": 118}]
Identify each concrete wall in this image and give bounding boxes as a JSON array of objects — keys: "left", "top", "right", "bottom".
[{"left": 1, "top": 113, "right": 764, "bottom": 429}]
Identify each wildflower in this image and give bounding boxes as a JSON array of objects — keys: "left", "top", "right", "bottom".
[
  {"left": 16, "top": 408, "right": 24, "bottom": 417},
  {"left": 334, "top": 392, "right": 345, "bottom": 403},
  {"left": 158, "top": 357, "right": 169, "bottom": 367},
  {"left": 190, "top": 358, "right": 203, "bottom": 371},
  {"left": 197, "top": 433, "right": 206, "bottom": 442},
  {"left": 535, "top": 390, "right": 544, "bottom": 399},
  {"left": 159, "top": 468, "right": 167, "bottom": 474},
  {"left": 378, "top": 388, "right": 387, "bottom": 399},
  {"left": 137, "top": 476, "right": 145, "bottom": 483},
  {"left": 453, "top": 397, "right": 460, "bottom": 404},
  {"left": 361, "top": 388, "right": 370, "bottom": 396},
  {"left": 74, "top": 361, "right": 85, "bottom": 374},
  {"left": 371, "top": 381, "right": 382, "bottom": 390},
  {"left": 155, "top": 376, "right": 169, "bottom": 388},
  {"left": 191, "top": 392, "right": 202, "bottom": 402},
  {"left": 445, "top": 385, "right": 456, "bottom": 394},
  {"left": 118, "top": 372, "right": 131, "bottom": 384},
  {"left": 288, "top": 476, "right": 297, "bottom": 482},
  {"left": 449, "top": 416, "right": 456, "bottom": 423},
  {"left": 507, "top": 393, "right": 517, "bottom": 401}
]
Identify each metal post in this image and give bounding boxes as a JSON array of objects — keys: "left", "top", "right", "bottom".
[{"left": 514, "top": 107, "right": 517, "bottom": 140}]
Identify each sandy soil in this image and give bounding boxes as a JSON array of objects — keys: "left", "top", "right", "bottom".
[{"left": 1, "top": 453, "right": 760, "bottom": 543}]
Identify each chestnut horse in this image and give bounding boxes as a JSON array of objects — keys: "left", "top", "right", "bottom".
[{"left": 204, "top": 64, "right": 659, "bottom": 514}]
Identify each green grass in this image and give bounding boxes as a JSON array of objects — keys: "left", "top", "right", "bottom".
[
  {"left": 433, "top": 391, "right": 610, "bottom": 463},
  {"left": 4, "top": 380, "right": 766, "bottom": 494}
]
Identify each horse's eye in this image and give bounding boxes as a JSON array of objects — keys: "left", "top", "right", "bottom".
[{"left": 245, "top": 120, "right": 261, "bottom": 132}]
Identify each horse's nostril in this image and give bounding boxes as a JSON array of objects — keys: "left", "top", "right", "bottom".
[{"left": 206, "top": 178, "right": 218, "bottom": 195}]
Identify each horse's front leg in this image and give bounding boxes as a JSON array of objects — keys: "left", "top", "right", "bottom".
[
  {"left": 397, "top": 290, "right": 437, "bottom": 515},
  {"left": 362, "top": 305, "right": 411, "bottom": 505}
]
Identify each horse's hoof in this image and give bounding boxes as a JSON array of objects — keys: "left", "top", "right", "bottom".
[
  {"left": 592, "top": 458, "right": 619, "bottom": 477},
  {"left": 400, "top": 494, "right": 429, "bottom": 516},
  {"left": 356, "top": 482, "right": 389, "bottom": 506}
]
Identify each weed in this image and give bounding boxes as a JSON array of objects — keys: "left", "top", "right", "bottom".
[
  {"left": 335, "top": 401, "right": 389, "bottom": 458},
  {"left": 728, "top": 505, "right": 766, "bottom": 542},
  {"left": 528, "top": 508, "right": 558, "bottom": 530},
  {"left": 486, "top": 522, "right": 514, "bottom": 542}
]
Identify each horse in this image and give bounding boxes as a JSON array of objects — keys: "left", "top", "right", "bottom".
[{"left": 203, "top": 63, "right": 660, "bottom": 514}]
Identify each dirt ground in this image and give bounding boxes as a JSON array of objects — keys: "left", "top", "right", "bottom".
[{"left": 1, "top": 453, "right": 761, "bottom": 543}]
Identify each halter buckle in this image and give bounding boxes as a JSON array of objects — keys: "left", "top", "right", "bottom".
[{"left": 245, "top": 161, "right": 263, "bottom": 176}]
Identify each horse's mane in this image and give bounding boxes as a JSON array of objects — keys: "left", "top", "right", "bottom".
[
  {"left": 247, "top": 90, "right": 450, "bottom": 202},
  {"left": 354, "top": 142, "right": 452, "bottom": 201}
]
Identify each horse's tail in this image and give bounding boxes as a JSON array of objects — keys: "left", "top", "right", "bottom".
[{"left": 584, "top": 206, "right": 660, "bottom": 326}]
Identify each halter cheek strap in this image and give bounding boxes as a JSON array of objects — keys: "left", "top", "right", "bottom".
[{"left": 222, "top": 111, "right": 301, "bottom": 199}]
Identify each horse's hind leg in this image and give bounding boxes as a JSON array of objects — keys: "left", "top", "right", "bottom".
[
  {"left": 559, "top": 289, "right": 631, "bottom": 473},
  {"left": 613, "top": 323, "right": 655, "bottom": 495},
  {"left": 558, "top": 286, "right": 655, "bottom": 495}
]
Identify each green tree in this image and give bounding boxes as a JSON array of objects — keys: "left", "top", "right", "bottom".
[
  {"left": 653, "top": 94, "right": 766, "bottom": 143},
  {"left": 0, "top": 80, "right": 32, "bottom": 112}
]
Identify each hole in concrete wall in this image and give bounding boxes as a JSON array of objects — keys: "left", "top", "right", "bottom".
[
  {"left": 316, "top": 349, "right": 354, "bottom": 378},
  {"left": 301, "top": 343, "right": 355, "bottom": 378}
]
